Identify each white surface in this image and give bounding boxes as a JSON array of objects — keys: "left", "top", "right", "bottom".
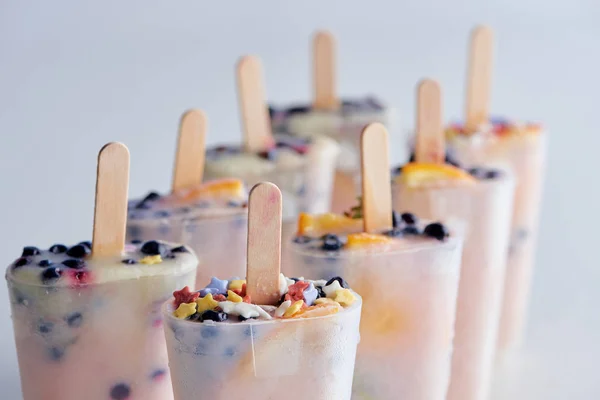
[{"left": 0, "top": 1, "right": 598, "bottom": 399}]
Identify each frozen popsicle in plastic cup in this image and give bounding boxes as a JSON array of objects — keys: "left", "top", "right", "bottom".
[
  {"left": 203, "top": 55, "right": 339, "bottom": 220},
  {"left": 287, "top": 124, "right": 463, "bottom": 400},
  {"left": 445, "top": 26, "right": 546, "bottom": 354},
  {"left": 393, "top": 80, "right": 515, "bottom": 400},
  {"left": 127, "top": 110, "right": 248, "bottom": 287},
  {"left": 163, "top": 182, "right": 362, "bottom": 400},
  {"left": 270, "top": 31, "right": 393, "bottom": 213},
  {"left": 7, "top": 143, "right": 198, "bottom": 400}
]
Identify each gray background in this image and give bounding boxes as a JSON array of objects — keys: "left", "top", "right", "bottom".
[{"left": 0, "top": 0, "right": 598, "bottom": 398}]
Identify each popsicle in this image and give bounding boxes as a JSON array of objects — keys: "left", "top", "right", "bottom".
[
  {"left": 445, "top": 26, "right": 546, "bottom": 354},
  {"left": 127, "top": 110, "right": 248, "bottom": 287},
  {"left": 7, "top": 143, "right": 198, "bottom": 400},
  {"left": 287, "top": 124, "right": 463, "bottom": 400},
  {"left": 393, "top": 79, "right": 515, "bottom": 400},
  {"left": 163, "top": 182, "right": 362, "bottom": 400},
  {"left": 270, "top": 31, "right": 393, "bottom": 213},
  {"left": 203, "top": 55, "right": 340, "bottom": 220}
]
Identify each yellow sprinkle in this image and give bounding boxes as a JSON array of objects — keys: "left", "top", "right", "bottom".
[
  {"left": 283, "top": 300, "right": 305, "bottom": 318},
  {"left": 227, "top": 290, "right": 243, "bottom": 303},
  {"left": 173, "top": 302, "right": 197, "bottom": 319},
  {"left": 333, "top": 289, "right": 356, "bottom": 307},
  {"left": 139, "top": 255, "right": 163, "bottom": 265},
  {"left": 195, "top": 294, "right": 219, "bottom": 313},
  {"left": 314, "top": 298, "right": 339, "bottom": 306},
  {"left": 229, "top": 279, "right": 246, "bottom": 291}
]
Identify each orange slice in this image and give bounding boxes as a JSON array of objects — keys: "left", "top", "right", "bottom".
[
  {"left": 345, "top": 233, "right": 392, "bottom": 249},
  {"left": 297, "top": 212, "right": 363, "bottom": 237},
  {"left": 397, "top": 162, "right": 476, "bottom": 188},
  {"left": 174, "top": 178, "right": 246, "bottom": 203}
]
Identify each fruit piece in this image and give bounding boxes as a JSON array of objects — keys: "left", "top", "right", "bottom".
[
  {"left": 174, "top": 178, "right": 246, "bottom": 203},
  {"left": 109, "top": 383, "right": 131, "bottom": 400},
  {"left": 38, "top": 259, "right": 53, "bottom": 267},
  {"left": 345, "top": 233, "right": 392, "bottom": 249},
  {"left": 326, "top": 276, "right": 349, "bottom": 289},
  {"left": 397, "top": 162, "right": 476, "bottom": 188},
  {"left": 423, "top": 222, "right": 449, "bottom": 241},
  {"left": 140, "top": 240, "right": 167, "bottom": 256},
  {"left": 292, "top": 302, "right": 341, "bottom": 318},
  {"left": 41, "top": 267, "right": 62, "bottom": 283},
  {"left": 297, "top": 212, "right": 363, "bottom": 237},
  {"left": 321, "top": 234, "right": 343, "bottom": 251},
  {"left": 66, "top": 244, "right": 90, "bottom": 258},
  {"left": 49, "top": 244, "right": 67, "bottom": 254},
  {"left": 62, "top": 259, "right": 85, "bottom": 269},
  {"left": 21, "top": 246, "right": 40, "bottom": 257},
  {"left": 199, "top": 310, "right": 228, "bottom": 322}
]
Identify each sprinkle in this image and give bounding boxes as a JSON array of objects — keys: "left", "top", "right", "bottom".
[
  {"left": 213, "top": 294, "right": 227, "bottom": 302},
  {"left": 242, "top": 294, "right": 252, "bottom": 304},
  {"left": 231, "top": 283, "right": 247, "bottom": 297},
  {"left": 228, "top": 279, "right": 246, "bottom": 291},
  {"left": 275, "top": 300, "right": 292, "bottom": 318},
  {"left": 303, "top": 283, "right": 318, "bottom": 306},
  {"left": 323, "top": 280, "right": 343, "bottom": 298},
  {"left": 139, "top": 255, "right": 163, "bottom": 265},
  {"left": 199, "top": 277, "right": 229, "bottom": 296},
  {"left": 314, "top": 298, "right": 338, "bottom": 306},
  {"left": 195, "top": 294, "right": 219, "bottom": 314},
  {"left": 173, "top": 287, "right": 200, "bottom": 308},
  {"left": 333, "top": 289, "right": 356, "bottom": 306},
  {"left": 227, "top": 290, "right": 243, "bottom": 303},
  {"left": 283, "top": 300, "right": 305, "bottom": 318},
  {"left": 285, "top": 281, "right": 310, "bottom": 302},
  {"left": 219, "top": 301, "right": 272, "bottom": 320},
  {"left": 173, "top": 302, "right": 197, "bottom": 319}
]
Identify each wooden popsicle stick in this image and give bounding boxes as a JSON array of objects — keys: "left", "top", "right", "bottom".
[
  {"left": 312, "top": 30, "right": 340, "bottom": 110},
  {"left": 415, "top": 79, "right": 444, "bottom": 164},
  {"left": 92, "top": 142, "right": 130, "bottom": 257},
  {"left": 246, "top": 182, "right": 282, "bottom": 305},
  {"left": 465, "top": 25, "right": 494, "bottom": 132},
  {"left": 237, "top": 55, "right": 274, "bottom": 153},
  {"left": 171, "top": 109, "right": 207, "bottom": 192},
  {"left": 361, "top": 123, "right": 392, "bottom": 233}
]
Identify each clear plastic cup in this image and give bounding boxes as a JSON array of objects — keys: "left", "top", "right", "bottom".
[
  {"left": 7, "top": 242, "right": 197, "bottom": 400},
  {"left": 393, "top": 171, "right": 515, "bottom": 400},
  {"left": 287, "top": 234, "right": 463, "bottom": 399},
  {"left": 162, "top": 293, "right": 362, "bottom": 400},
  {"left": 127, "top": 212, "right": 247, "bottom": 287},
  {"left": 448, "top": 131, "right": 546, "bottom": 353}
]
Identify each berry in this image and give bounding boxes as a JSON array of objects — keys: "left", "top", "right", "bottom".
[
  {"left": 171, "top": 246, "right": 189, "bottom": 253},
  {"left": 400, "top": 212, "right": 417, "bottom": 225},
  {"left": 135, "top": 192, "right": 160, "bottom": 210},
  {"left": 423, "top": 222, "right": 449, "bottom": 241},
  {"left": 38, "top": 259, "right": 53, "bottom": 267},
  {"left": 391, "top": 211, "right": 401, "bottom": 228},
  {"left": 326, "top": 276, "right": 349, "bottom": 289},
  {"left": 316, "top": 286, "right": 326, "bottom": 298},
  {"left": 79, "top": 241, "right": 92, "bottom": 249},
  {"left": 38, "top": 321, "right": 53, "bottom": 334},
  {"left": 140, "top": 240, "right": 166, "bottom": 256},
  {"left": 49, "top": 244, "right": 67, "bottom": 254},
  {"left": 13, "top": 257, "right": 31, "bottom": 268},
  {"left": 200, "top": 310, "right": 228, "bottom": 322},
  {"left": 62, "top": 259, "right": 85, "bottom": 269},
  {"left": 130, "top": 240, "right": 142, "bottom": 245},
  {"left": 321, "top": 234, "right": 342, "bottom": 251},
  {"left": 121, "top": 259, "right": 137, "bottom": 265},
  {"left": 402, "top": 226, "right": 421, "bottom": 235},
  {"left": 286, "top": 105, "right": 310, "bottom": 114},
  {"left": 484, "top": 170, "right": 500, "bottom": 179},
  {"left": 21, "top": 246, "right": 40, "bottom": 257},
  {"left": 41, "top": 267, "right": 62, "bottom": 283},
  {"left": 109, "top": 383, "right": 131, "bottom": 400},
  {"left": 66, "top": 312, "right": 83, "bottom": 328},
  {"left": 66, "top": 244, "right": 90, "bottom": 259}
]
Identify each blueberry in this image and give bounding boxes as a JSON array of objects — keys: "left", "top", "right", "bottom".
[
  {"left": 65, "top": 312, "right": 83, "bottom": 328},
  {"left": 402, "top": 226, "right": 421, "bottom": 235},
  {"left": 13, "top": 257, "right": 31, "bottom": 268},
  {"left": 293, "top": 236, "right": 312, "bottom": 244},
  {"left": 140, "top": 240, "right": 167, "bottom": 256},
  {"left": 109, "top": 383, "right": 131, "bottom": 400},
  {"left": 237, "top": 315, "right": 256, "bottom": 322},
  {"left": 392, "top": 165, "right": 403, "bottom": 175},
  {"left": 290, "top": 277, "right": 300, "bottom": 282},
  {"left": 286, "top": 105, "right": 311, "bottom": 115},
  {"left": 165, "top": 253, "right": 176, "bottom": 259},
  {"left": 62, "top": 259, "right": 85, "bottom": 269},
  {"left": 135, "top": 192, "right": 161, "bottom": 210},
  {"left": 48, "top": 346, "right": 65, "bottom": 362},
  {"left": 154, "top": 210, "right": 170, "bottom": 218},
  {"left": 467, "top": 167, "right": 483, "bottom": 178},
  {"left": 316, "top": 286, "right": 326, "bottom": 299},
  {"left": 423, "top": 222, "right": 449, "bottom": 241},
  {"left": 321, "top": 234, "right": 343, "bottom": 251},
  {"left": 325, "top": 276, "right": 349, "bottom": 289},
  {"left": 49, "top": 244, "right": 67, "bottom": 254},
  {"left": 38, "top": 259, "right": 53, "bottom": 267},
  {"left": 38, "top": 321, "right": 54, "bottom": 334},
  {"left": 400, "top": 212, "right": 417, "bottom": 225},
  {"left": 66, "top": 244, "right": 90, "bottom": 258},
  {"left": 41, "top": 267, "right": 62, "bottom": 283},
  {"left": 201, "top": 310, "right": 228, "bottom": 322},
  {"left": 170, "top": 246, "right": 188, "bottom": 253},
  {"left": 21, "top": 246, "right": 40, "bottom": 257},
  {"left": 201, "top": 326, "right": 219, "bottom": 338},
  {"left": 79, "top": 241, "right": 92, "bottom": 250},
  {"left": 188, "top": 312, "right": 203, "bottom": 322},
  {"left": 122, "top": 259, "right": 137, "bottom": 265},
  {"left": 130, "top": 240, "right": 142, "bottom": 245},
  {"left": 484, "top": 170, "right": 500, "bottom": 179}
]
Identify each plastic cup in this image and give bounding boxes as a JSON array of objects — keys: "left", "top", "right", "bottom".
[
  {"left": 287, "top": 234, "right": 463, "bottom": 399},
  {"left": 7, "top": 242, "right": 197, "bottom": 400},
  {"left": 393, "top": 172, "right": 515, "bottom": 400},
  {"left": 162, "top": 293, "right": 362, "bottom": 400},
  {"left": 448, "top": 132, "right": 546, "bottom": 353}
]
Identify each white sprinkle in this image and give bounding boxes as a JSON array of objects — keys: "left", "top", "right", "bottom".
[
  {"left": 313, "top": 279, "right": 328, "bottom": 288},
  {"left": 274, "top": 300, "right": 292, "bottom": 318},
  {"left": 323, "top": 280, "right": 343, "bottom": 298},
  {"left": 218, "top": 301, "right": 272, "bottom": 320}
]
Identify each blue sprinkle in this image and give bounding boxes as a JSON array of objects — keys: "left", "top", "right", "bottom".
[
  {"left": 202, "top": 277, "right": 229, "bottom": 295},
  {"left": 65, "top": 312, "right": 83, "bottom": 328},
  {"left": 199, "top": 287, "right": 218, "bottom": 297},
  {"left": 303, "top": 283, "right": 318, "bottom": 306},
  {"left": 201, "top": 326, "right": 219, "bottom": 339},
  {"left": 48, "top": 346, "right": 65, "bottom": 362}
]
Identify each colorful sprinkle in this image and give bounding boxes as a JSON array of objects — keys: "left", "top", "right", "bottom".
[
  {"left": 333, "top": 289, "right": 356, "bottom": 306},
  {"left": 227, "top": 290, "right": 243, "bottom": 303},
  {"left": 285, "top": 280, "right": 310, "bottom": 302},
  {"left": 173, "top": 286, "right": 200, "bottom": 308},
  {"left": 173, "top": 302, "right": 197, "bottom": 319},
  {"left": 283, "top": 300, "right": 305, "bottom": 318},
  {"left": 195, "top": 293, "right": 219, "bottom": 314},
  {"left": 139, "top": 255, "right": 163, "bottom": 265}
]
